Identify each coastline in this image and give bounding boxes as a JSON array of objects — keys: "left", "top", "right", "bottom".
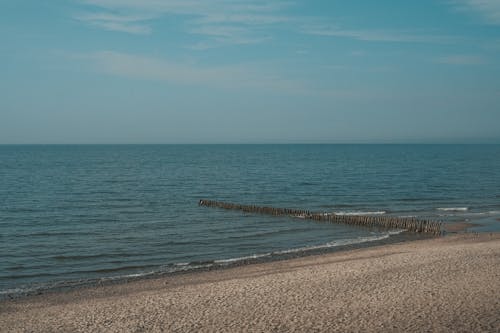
[
  {"left": 0, "top": 220, "right": 476, "bottom": 301},
  {"left": 1, "top": 233, "right": 499, "bottom": 332},
  {"left": 0, "top": 230, "right": 431, "bottom": 300}
]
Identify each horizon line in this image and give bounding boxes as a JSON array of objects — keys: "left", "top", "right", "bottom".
[{"left": 1, "top": 142, "right": 500, "bottom": 146}]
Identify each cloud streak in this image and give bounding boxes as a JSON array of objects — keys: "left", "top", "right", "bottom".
[
  {"left": 77, "top": 0, "right": 291, "bottom": 45},
  {"left": 436, "top": 54, "right": 486, "bottom": 65},
  {"left": 76, "top": 1, "right": 458, "bottom": 47},
  {"left": 80, "top": 50, "right": 310, "bottom": 94},
  {"left": 301, "top": 24, "right": 457, "bottom": 43},
  {"left": 451, "top": 0, "right": 500, "bottom": 25},
  {"left": 75, "top": 12, "right": 154, "bottom": 34}
]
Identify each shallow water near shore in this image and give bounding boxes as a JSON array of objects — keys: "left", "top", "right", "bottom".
[{"left": 1, "top": 144, "right": 500, "bottom": 297}]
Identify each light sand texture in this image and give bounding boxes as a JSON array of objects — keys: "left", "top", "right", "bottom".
[{"left": 1, "top": 233, "right": 499, "bottom": 332}]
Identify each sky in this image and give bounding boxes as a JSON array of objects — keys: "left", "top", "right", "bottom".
[{"left": 1, "top": 0, "right": 500, "bottom": 144}]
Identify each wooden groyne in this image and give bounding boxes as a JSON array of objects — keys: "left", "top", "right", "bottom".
[{"left": 199, "top": 199, "right": 442, "bottom": 235}]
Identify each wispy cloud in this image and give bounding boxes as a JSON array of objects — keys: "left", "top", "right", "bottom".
[
  {"left": 74, "top": 0, "right": 469, "bottom": 50},
  {"left": 187, "top": 24, "right": 271, "bottom": 48},
  {"left": 301, "top": 24, "right": 456, "bottom": 43},
  {"left": 76, "top": 0, "right": 291, "bottom": 46},
  {"left": 436, "top": 54, "right": 487, "bottom": 65},
  {"left": 75, "top": 12, "right": 154, "bottom": 34},
  {"left": 75, "top": 0, "right": 462, "bottom": 47},
  {"left": 451, "top": 0, "right": 500, "bottom": 24},
  {"left": 79, "top": 50, "right": 310, "bottom": 94}
]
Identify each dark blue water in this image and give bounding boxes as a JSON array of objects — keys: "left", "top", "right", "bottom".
[{"left": 1, "top": 144, "right": 500, "bottom": 296}]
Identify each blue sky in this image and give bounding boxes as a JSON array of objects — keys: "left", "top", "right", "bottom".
[{"left": 1, "top": 0, "right": 499, "bottom": 143}]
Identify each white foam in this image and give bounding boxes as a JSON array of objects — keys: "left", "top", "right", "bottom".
[
  {"left": 1, "top": 230, "right": 409, "bottom": 298},
  {"left": 274, "top": 231, "right": 404, "bottom": 255},
  {"left": 274, "top": 236, "right": 386, "bottom": 255},
  {"left": 334, "top": 211, "right": 386, "bottom": 216},
  {"left": 388, "top": 229, "right": 406, "bottom": 235},
  {"left": 198, "top": 231, "right": 406, "bottom": 267},
  {"left": 170, "top": 263, "right": 214, "bottom": 272},
  {"left": 437, "top": 207, "right": 468, "bottom": 212},
  {"left": 174, "top": 262, "right": 189, "bottom": 267},
  {"left": 115, "top": 272, "right": 153, "bottom": 279},
  {"left": 0, "top": 287, "right": 32, "bottom": 295},
  {"left": 463, "top": 210, "right": 500, "bottom": 216},
  {"left": 214, "top": 253, "right": 271, "bottom": 264}
]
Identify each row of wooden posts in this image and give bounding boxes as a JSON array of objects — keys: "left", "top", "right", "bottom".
[{"left": 199, "top": 199, "right": 442, "bottom": 235}]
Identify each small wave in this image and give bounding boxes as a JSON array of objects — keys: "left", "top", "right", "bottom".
[
  {"left": 155, "top": 231, "right": 405, "bottom": 273},
  {"left": 437, "top": 207, "right": 468, "bottom": 212},
  {"left": 334, "top": 211, "right": 386, "bottom": 216},
  {"left": 184, "top": 259, "right": 215, "bottom": 266},
  {"left": 274, "top": 233, "right": 401, "bottom": 255},
  {"left": 214, "top": 253, "right": 272, "bottom": 264},
  {"left": 223, "top": 227, "right": 312, "bottom": 240},
  {"left": 1, "top": 231, "right": 407, "bottom": 299},
  {"left": 0, "top": 287, "right": 37, "bottom": 296},
  {"left": 461, "top": 210, "right": 500, "bottom": 216},
  {"left": 53, "top": 253, "right": 116, "bottom": 261},
  {"left": 92, "top": 265, "right": 157, "bottom": 274},
  {"left": 387, "top": 229, "right": 406, "bottom": 235},
  {"left": 217, "top": 231, "right": 406, "bottom": 262},
  {"left": 174, "top": 262, "right": 190, "bottom": 267}
]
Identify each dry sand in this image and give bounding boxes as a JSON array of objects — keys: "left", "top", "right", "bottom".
[{"left": 1, "top": 233, "right": 499, "bottom": 332}]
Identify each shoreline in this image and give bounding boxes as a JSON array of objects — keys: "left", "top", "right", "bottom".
[
  {"left": 1, "top": 232, "right": 499, "bottom": 332},
  {"left": 1, "top": 221, "right": 476, "bottom": 301},
  {"left": 0, "top": 230, "right": 433, "bottom": 301}
]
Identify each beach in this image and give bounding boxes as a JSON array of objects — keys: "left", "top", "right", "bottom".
[{"left": 1, "top": 233, "right": 499, "bottom": 332}]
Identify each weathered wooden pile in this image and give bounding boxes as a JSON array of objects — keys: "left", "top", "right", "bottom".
[{"left": 199, "top": 199, "right": 442, "bottom": 235}]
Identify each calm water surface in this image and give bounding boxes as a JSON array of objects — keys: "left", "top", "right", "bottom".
[{"left": 1, "top": 144, "right": 499, "bottom": 295}]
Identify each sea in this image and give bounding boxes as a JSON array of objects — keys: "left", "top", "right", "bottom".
[{"left": 1, "top": 144, "right": 500, "bottom": 297}]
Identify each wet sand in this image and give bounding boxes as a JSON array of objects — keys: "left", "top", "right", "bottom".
[
  {"left": 443, "top": 221, "right": 479, "bottom": 233},
  {"left": 1, "top": 233, "right": 499, "bottom": 332}
]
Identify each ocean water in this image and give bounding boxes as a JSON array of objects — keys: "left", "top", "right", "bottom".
[{"left": 1, "top": 144, "right": 500, "bottom": 296}]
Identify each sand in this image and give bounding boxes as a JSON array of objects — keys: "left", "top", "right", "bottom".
[
  {"left": 1, "top": 233, "right": 499, "bottom": 332},
  {"left": 443, "top": 221, "right": 479, "bottom": 233}
]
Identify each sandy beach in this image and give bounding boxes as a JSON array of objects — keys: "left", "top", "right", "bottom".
[{"left": 1, "top": 233, "right": 499, "bottom": 332}]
